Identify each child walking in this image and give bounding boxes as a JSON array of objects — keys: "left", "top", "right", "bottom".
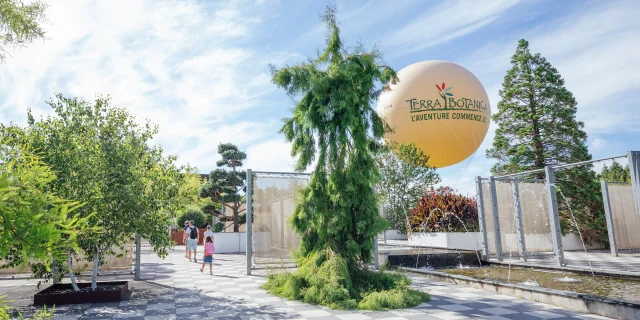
[{"left": 200, "top": 236, "right": 215, "bottom": 275}]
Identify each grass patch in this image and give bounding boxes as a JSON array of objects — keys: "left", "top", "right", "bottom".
[{"left": 261, "top": 248, "right": 430, "bottom": 310}]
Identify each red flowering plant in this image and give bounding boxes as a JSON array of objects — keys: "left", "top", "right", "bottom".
[{"left": 410, "top": 186, "right": 479, "bottom": 233}]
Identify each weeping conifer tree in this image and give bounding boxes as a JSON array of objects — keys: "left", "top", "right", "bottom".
[{"left": 261, "top": 7, "right": 429, "bottom": 310}]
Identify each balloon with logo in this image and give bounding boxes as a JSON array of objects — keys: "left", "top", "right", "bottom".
[{"left": 377, "top": 60, "right": 491, "bottom": 168}]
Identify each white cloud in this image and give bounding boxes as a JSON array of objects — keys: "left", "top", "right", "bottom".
[
  {"left": 461, "top": 0, "right": 640, "bottom": 134},
  {"left": 244, "top": 139, "right": 298, "bottom": 172},
  {"left": 384, "top": 0, "right": 520, "bottom": 56},
  {"left": 0, "top": 0, "right": 289, "bottom": 174}
]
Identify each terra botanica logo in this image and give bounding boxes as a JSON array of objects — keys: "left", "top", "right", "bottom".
[{"left": 406, "top": 82, "right": 488, "bottom": 124}]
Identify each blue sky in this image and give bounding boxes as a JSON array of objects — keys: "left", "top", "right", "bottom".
[{"left": 1, "top": 0, "right": 639, "bottom": 195}]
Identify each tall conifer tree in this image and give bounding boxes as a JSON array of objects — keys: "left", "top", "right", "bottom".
[
  {"left": 262, "top": 7, "right": 429, "bottom": 310},
  {"left": 487, "top": 39, "right": 606, "bottom": 243}
]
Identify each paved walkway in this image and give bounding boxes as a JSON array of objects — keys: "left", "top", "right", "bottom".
[{"left": 2, "top": 246, "right": 613, "bottom": 320}]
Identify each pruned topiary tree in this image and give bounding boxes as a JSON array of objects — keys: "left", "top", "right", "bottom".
[
  {"left": 261, "top": 6, "right": 430, "bottom": 310},
  {"left": 200, "top": 143, "right": 247, "bottom": 232}
]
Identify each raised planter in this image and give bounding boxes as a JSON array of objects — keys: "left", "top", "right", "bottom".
[
  {"left": 386, "top": 251, "right": 483, "bottom": 269},
  {"left": 34, "top": 281, "right": 128, "bottom": 305},
  {"left": 408, "top": 232, "right": 482, "bottom": 250},
  {"left": 379, "top": 230, "right": 408, "bottom": 241}
]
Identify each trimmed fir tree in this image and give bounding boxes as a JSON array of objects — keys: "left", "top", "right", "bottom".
[
  {"left": 487, "top": 39, "right": 606, "bottom": 244},
  {"left": 261, "top": 6, "right": 430, "bottom": 310},
  {"left": 200, "top": 143, "right": 247, "bottom": 232}
]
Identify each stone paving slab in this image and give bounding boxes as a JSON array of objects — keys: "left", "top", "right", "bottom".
[{"left": 1, "top": 246, "right": 616, "bottom": 319}]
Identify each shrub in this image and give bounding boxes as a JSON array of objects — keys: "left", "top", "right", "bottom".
[
  {"left": 213, "top": 222, "right": 224, "bottom": 233},
  {"left": 410, "top": 187, "right": 479, "bottom": 233},
  {"left": 261, "top": 248, "right": 430, "bottom": 310},
  {"left": 177, "top": 206, "right": 207, "bottom": 228}
]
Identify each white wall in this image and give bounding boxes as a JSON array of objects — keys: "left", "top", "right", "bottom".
[
  {"left": 407, "top": 232, "right": 603, "bottom": 252},
  {"left": 379, "top": 230, "right": 408, "bottom": 240},
  {"left": 212, "top": 232, "right": 272, "bottom": 254},
  {"left": 408, "top": 232, "right": 482, "bottom": 250}
]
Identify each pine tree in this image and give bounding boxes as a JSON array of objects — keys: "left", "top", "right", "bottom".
[
  {"left": 200, "top": 143, "right": 247, "bottom": 232},
  {"left": 487, "top": 39, "right": 606, "bottom": 244},
  {"left": 261, "top": 6, "right": 430, "bottom": 310},
  {"left": 598, "top": 161, "right": 631, "bottom": 184}
]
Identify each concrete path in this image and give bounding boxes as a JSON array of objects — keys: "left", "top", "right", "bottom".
[{"left": 1, "top": 246, "right": 614, "bottom": 319}]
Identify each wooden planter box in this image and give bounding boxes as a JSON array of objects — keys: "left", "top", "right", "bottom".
[
  {"left": 171, "top": 228, "right": 207, "bottom": 245},
  {"left": 34, "top": 281, "right": 128, "bottom": 305}
]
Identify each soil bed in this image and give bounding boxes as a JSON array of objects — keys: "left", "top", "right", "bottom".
[{"left": 34, "top": 281, "right": 128, "bottom": 305}]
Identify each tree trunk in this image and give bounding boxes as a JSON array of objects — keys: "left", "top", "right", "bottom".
[
  {"left": 68, "top": 252, "right": 80, "bottom": 292},
  {"left": 52, "top": 265, "right": 59, "bottom": 285},
  {"left": 233, "top": 210, "right": 240, "bottom": 233},
  {"left": 91, "top": 251, "right": 99, "bottom": 290},
  {"left": 529, "top": 93, "right": 545, "bottom": 179}
]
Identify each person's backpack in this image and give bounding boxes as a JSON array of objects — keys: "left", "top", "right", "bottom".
[{"left": 189, "top": 226, "right": 198, "bottom": 240}]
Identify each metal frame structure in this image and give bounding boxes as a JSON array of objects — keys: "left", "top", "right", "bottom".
[
  {"left": 244, "top": 170, "right": 382, "bottom": 274},
  {"left": 245, "top": 170, "right": 312, "bottom": 275},
  {"left": 476, "top": 153, "right": 638, "bottom": 267}
]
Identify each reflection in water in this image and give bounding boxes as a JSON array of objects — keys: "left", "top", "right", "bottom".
[{"left": 443, "top": 266, "right": 640, "bottom": 303}]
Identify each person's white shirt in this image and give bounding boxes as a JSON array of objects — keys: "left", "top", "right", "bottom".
[{"left": 203, "top": 229, "right": 214, "bottom": 242}]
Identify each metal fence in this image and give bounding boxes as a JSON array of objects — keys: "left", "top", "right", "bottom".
[{"left": 477, "top": 151, "right": 640, "bottom": 266}]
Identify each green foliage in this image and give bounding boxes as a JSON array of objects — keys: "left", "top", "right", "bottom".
[
  {"left": 177, "top": 206, "right": 206, "bottom": 228},
  {"left": 212, "top": 222, "right": 224, "bottom": 233},
  {"left": 410, "top": 187, "right": 479, "bottom": 233},
  {"left": 0, "top": 295, "right": 54, "bottom": 320},
  {"left": 264, "top": 6, "right": 428, "bottom": 310},
  {"left": 598, "top": 161, "right": 631, "bottom": 184},
  {"left": 358, "top": 287, "right": 430, "bottom": 311},
  {"left": 200, "top": 143, "right": 247, "bottom": 232},
  {"left": 376, "top": 142, "right": 440, "bottom": 234},
  {"left": 0, "top": 139, "right": 93, "bottom": 274},
  {"left": 0, "top": 0, "right": 47, "bottom": 63},
  {"left": 1, "top": 94, "right": 187, "bottom": 289},
  {"left": 486, "top": 39, "right": 606, "bottom": 244},
  {"left": 262, "top": 249, "right": 429, "bottom": 310}
]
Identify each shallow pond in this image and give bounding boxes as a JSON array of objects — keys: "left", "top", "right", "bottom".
[{"left": 442, "top": 266, "right": 640, "bottom": 303}]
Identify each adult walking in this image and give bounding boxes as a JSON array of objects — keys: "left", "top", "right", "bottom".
[
  {"left": 186, "top": 220, "right": 199, "bottom": 262},
  {"left": 182, "top": 220, "right": 189, "bottom": 258}
]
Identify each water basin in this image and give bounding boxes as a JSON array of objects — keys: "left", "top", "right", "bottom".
[{"left": 442, "top": 265, "right": 640, "bottom": 303}]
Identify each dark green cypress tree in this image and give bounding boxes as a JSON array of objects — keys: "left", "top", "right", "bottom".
[
  {"left": 598, "top": 161, "right": 631, "bottom": 184},
  {"left": 487, "top": 39, "right": 606, "bottom": 244},
  {"left": 261, "top": 6, "right": 429, "bottom": 310}
]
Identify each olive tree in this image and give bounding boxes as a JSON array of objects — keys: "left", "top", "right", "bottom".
[{"left": 3, "top": 94, "right": 185, "bottom": 290}]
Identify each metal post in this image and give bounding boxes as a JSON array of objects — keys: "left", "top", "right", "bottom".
[
  {"left": 373, "top": 185, "right": 379, "bottom": 269},
  {"left": 545, "top": 166, "right": 564, "bottom": 266},
  {"left": 135, "top": 233, "right": 141, "bottom": 280},
  {"left": 628, "top": 151, "right": 640, "bottom": 215},
  {"left": 488, "top": 177, "right": 503, "bottom": 261},
  {"left": 601, "top": 180, "right": 618, "bottom": 257},
  {"left": 512, "top": 178, "right": 527, "bottom": 261},
  {"left": 246, "top": 169, "right": 253, "bottom": 275},
  {"left": 280, "top": 198, "right": 285, "bottom": 247},
  {"left": 373, "top": 235, "right": 379, "bottom": 269},
  {"left": 475, "top": 176, "right": 489, "bottom": 260},
  {"left": 380, "top": 203, "right": 387, "bottom": 244}
]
